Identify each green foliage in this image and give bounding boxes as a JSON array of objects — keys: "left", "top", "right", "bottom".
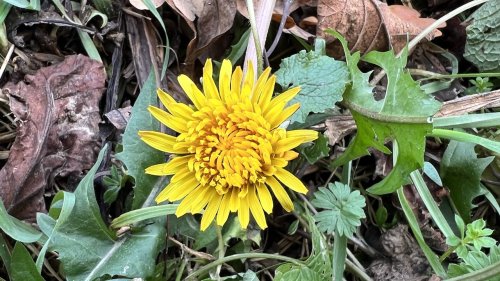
[
  {"left": 327, "top": 29, "right": 442, "bottom": 195},
  {"left": 0, "top": 200, "right": 42, "bottom": 243},
  {"left": 446, "top": 215, "right": 496, "bottom": 259},
  {"left": 103, "top": 165, "right": 128, "bottom": 205},
  {"left": 274, "top": 216, "right": 332, "bottom": 280},
  {"left": 10, "top": 243, "right": 44, "bottom": 281},
  {"left": 448, "top": 244, "right": 500, "bottom": 280},
  {"left": 275, "top": 39, "right": 349, "bottom": 123},
  {"left": 441, "top": 141, "right": 494, "bottom": 222},
  {"left": 374, "top": 202, "right": 388, "bottom": 227},
  {"left": 311, "top": 182, "right": 366, "bottom": 238},
  {"left": 464, "top": 0, "right": 500, "bottom": 72},
  {"left": 116, "top": 72, "right": 164, "bottom": 209},
  {"left": 41, "top": 146, "right": 167, "bottom": 280},
  {"left": 298, "top": 133, "right": 330, "bottom": 164},
  {"left": 465, "top": 77, "right": 494, "bottom": 95}
]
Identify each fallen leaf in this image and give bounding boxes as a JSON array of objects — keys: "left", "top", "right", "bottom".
[
  {"left": 317, "top": 1, "right": 445, "bottom": 55},
  {"left": 129, "top": 0, "right": 165, "bottom": 10},
  {"left": 104, "top": 106, "right": 132, "bottom": 130},
  {"left": 167, "top": 0, "right": 237, "bottom": 75},
  {"left": 324, "top": 115, "right": 356, "bottom": 145},
  {"left": 1, "top": 55, "right": 106, "bottom": 220}
]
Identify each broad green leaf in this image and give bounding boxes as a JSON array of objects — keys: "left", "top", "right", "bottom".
[
  {"left": 298, "top": 133, "right": 330, "bottom": 164},
  {"left": 116, "top": 72, "right": 163, "bottom": 209},
  {"left": 464, "top": 0, "right": 500, "bottom": 72},
  {"left": 441, "top": 141, "right": 494, "bottom": 222},
  {"left": 274, "top": 215, "right": 331, "bottom": 280},
  {"left": 275, "top": 40, "right": 349, "bottom": 123},
  {"left": 10, "top": 243, "right": 44, "bottom": 281},
  {"left": 48, "top": 146, "right": 167, "bottom": 280},
  {"left": 327, "top": 30, "right": 442, "bottom": 194},
  {"left": 0, "top": 200, "right": 42, "bottom": 243},
  {"left": 0, "top": 235, "right": 11, "bottom": 276}
]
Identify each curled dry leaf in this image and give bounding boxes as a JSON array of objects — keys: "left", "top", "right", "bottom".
[
  {"left": 167, "top": 0, "right": 237, "bottom": 74},
  {"left": 317, "top": 0, "right": 446, "bottom": 55},
  {"left": 0, "top": 55, "right": 106, "bottom": 220}
]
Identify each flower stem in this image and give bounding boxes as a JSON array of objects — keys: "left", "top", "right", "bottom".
[
  {"left": 245, "top": 0, "right": 264, "bottom": 74},
  {"left": 185, "top": 253, "right": 303, "bottom": 280},
  {"left": 333, "top": 231, "right": 347, "bottom": 281},
  {"left": 215, "top": 224, "right": 225, "bottom": 278}
]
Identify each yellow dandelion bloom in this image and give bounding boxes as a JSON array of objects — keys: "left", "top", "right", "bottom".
[{"left": 139, "top": 59, "right": 318, "bottom": 231}]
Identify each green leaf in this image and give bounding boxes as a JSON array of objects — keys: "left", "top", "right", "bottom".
[
  {"left": 448, "top": 244, "right": 500, "bottom": 280},
  {"left": 274, "top": 215, "right": 332, "bottom": 280},
  {"left": 0, "top": 235, "right": 12, "bottom": 276},
  {"left": 48, "top": 145, "right": 167, "bottom": 280},
  {"left": 327, "top": 30, "right": 442, "bottom": 194},
  {"left": 275, "top": 41, "right": 349, "bottom": 123},
  {"left": 116, "top": 72, "right": 164, "bottom": 209},
  {"left": 374, "top": 203, "right": 388, "bottom": 227},
  {"left": 311, "top": 182, "right": 366, "bottom": 238},
  {"left": 441, "top": 141, "right": 494, "bottom": 222},
  {"left": 110, "top": 204, "right": 178, "bottom": 229},
  {"left": 10, "top": 243, "right": 44, "bottom": 281},
  {"left": 298, "top": 133, "right": 330, "bottom": 164},
  {"left": 464, "top": 0, "right": 500, "bottom": 72},
  {"left": 0, "top": 200, "right": 42, "bottom": 243}
]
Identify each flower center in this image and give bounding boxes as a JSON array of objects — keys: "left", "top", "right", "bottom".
[{"left": 181, "top": 101, "right": 278, "bottom": 195}]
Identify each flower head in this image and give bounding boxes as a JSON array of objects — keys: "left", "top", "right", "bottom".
[{"left": 139, "top": 59, "right": 318, "bottom": 230}]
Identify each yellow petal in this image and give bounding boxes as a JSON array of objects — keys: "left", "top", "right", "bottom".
[
  {"left": 219, "top": 60, "right": 233, "bottom": 103},
  {"left": 266, "top": 177, "right": 294, "bottom": 212},
  {"left": 203, "top": 59, "right": 220, "bottom": 100},
  {"left": 175, "top": 188, "right": 202, "bottom": 216},
  {"left": 256, "top": 184, "right": 273, "bottom": 214},
  {"left": 274, "top": 167, "right": 308, "bottom": 193},
  {"left": 201, "top": 192, "right": 222, "bottom": 231},
  {"left": 251, "top": 67, "right": 271, "bottom": 104},
  {"left": 145, "top": 155, "right": 191, "bottom": 176},
  {"left": 189, "top": 187, "right": 213, "bottom": 214},
  {"left": 229, "top": 188, "right": 240, "bottom": 212},
  {"left": 257, "top": 75, "right": 276, "bottom": 109},
  {"left": 263, "top": 87, "right": 300, "bottom": 115},
  {"left": 217, "top": 193, "right": 231, "bottom": 226},
  {"left": 248, "top": 187, "right": 267, "bottom": 229},
  {"left": 157, "top": 90, "right": 195, "bottom": 120},
  {"left": 178, "top": 75, "right": 206, "bottom": 109},
  {"left": 269, "top": 103, "right": 300, "bottom": 129},
  {"left": 240, "top": 61, "right": 254, "bottom": 100},
  {"left": 148, "top": 106, "right": 187, "bottom": 133},
  {"left": 138, "top": 131, "right": 187, "bottom": 154},
  {"left": 238, "top": 194, "right": 250, "bottom": 229},
  {"left": 231, "top": 66, "right": 243, "bottom": 98},
  {"left": 155, "top": 177, "right": 198, "bottom": 203},
  {"left": 275, "top": 130, "right": 318, "bottom": 154}
]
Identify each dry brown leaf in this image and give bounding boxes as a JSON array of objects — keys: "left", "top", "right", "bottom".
[
  {"left": 0, "top": 55, "right": 105, "bottom": 220},
  {"left": 129, "top": 0, "right": 165, "bottom": 10},
  {"left": 324, "top": 115, "right": 356, "bottom": 145},
  {"left": 317, "top": 0, "right": 446, "bottom": 56},
  {"left": 166, "top": 0, "right": 236, "bottom": 76}
]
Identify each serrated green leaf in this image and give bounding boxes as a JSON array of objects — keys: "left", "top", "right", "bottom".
[
  {"left": 116, "top": 72, "right": 163, "bottom": 209},
  {"left": 48, "top": 146, "right": 167, "bottom": 280},
  {"left": 298, "top": 133, "right": 330, "bottom": 164},
  {"left": 10, "top": 243, "right": 44, "bottom": 281},
  {"left": 311, "top": 182, "right": 366, "bottom": 237},
  {"left": 275, "top": 46, "right": 349, "bottom": 123},
  {"left": 327, "top": 30, "right": 442, "bottom": 194},
  {"left": 441, "top": 141, "right": 494, "bottom": 222},
  {"left": 464, "top": 0, "right": 500, "bottom": 72}
]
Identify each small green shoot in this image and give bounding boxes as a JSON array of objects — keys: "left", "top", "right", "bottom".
[
  {"left": 102, "top": 165, "right": 127, "bottom": 205},
  {"left": 443, "top": 216, "right": 496, "bottom": 261}
]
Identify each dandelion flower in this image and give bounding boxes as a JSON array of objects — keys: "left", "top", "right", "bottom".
[{"left": 139, "top": 59, "right": 318, "bottom": 231}]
